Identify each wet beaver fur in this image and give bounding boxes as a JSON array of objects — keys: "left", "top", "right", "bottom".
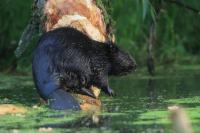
[{"left": 32, "top": 27, "right": 136, "bottom": 110}]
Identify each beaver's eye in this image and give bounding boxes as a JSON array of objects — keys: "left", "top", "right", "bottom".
[
  {"left": 80, "top": 76, "right": 87, "bottom": 85},
  {"left": 59, "top": 77, "right": 65, "bottom": 82},
  {"left": 108, "top": 44, "right": 117, "bottom": 52},
  {"left": 80, "top": 77, "right": 86, "bottom": 85}
]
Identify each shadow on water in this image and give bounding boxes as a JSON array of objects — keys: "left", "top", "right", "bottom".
[{"left": 0, "top": 67, "right": 200, "bottom": 132}]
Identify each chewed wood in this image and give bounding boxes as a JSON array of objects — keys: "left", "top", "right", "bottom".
[
  {"left": 0, "top": 104, "right": 27, "bottom": 115},
  {"left": 44, "top": 0, "right": 107, "bottom": 40},
  {"left": 73, "top": 93, "right": 102, "bottom": 111}
]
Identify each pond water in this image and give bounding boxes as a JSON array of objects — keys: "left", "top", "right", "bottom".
[{"left": 0, "top": 66, "right": 200, "bottom": 133}]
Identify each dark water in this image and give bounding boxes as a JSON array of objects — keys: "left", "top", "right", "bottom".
[{"left": 0, "top": 66, "right": 200, "bottom": 133}]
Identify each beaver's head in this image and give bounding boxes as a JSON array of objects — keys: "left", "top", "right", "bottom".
[{"left": 107, "top": 43, "right": 137, "bottom": 76}]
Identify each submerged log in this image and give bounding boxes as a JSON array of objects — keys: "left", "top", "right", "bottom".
[{"left": 73, "top": 86, "right": 102, "bottom": 111}]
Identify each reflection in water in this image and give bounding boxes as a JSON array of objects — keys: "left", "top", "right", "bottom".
[
  {"left": 147, "top": 78, "right": 157, "bottom": 108},
  {"left": 38, "top": 112, "right": 111, "bottom": 129},
  {"left": 0, "top": 69, "right": 200, "bottom": 132},
  {"left": 146, "top": 78, "right": 165, "bottom": 109}
]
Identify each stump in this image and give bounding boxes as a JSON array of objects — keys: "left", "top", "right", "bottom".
[{"left": 16, "top": 0, "right": 114, "bottom": 111}]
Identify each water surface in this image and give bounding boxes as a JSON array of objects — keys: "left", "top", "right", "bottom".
[{"left": 0, "top": 66, "right": 200, "bottom": 133}]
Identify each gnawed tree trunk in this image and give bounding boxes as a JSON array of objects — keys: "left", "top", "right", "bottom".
[
  {"left": 15, "top": 0, "right": 114, "bottom": 111},
  {"left": 15, "top": 0, "right": 114, "bottom": 57}
]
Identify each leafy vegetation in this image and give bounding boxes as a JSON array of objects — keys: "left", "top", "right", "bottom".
[
  {"left": 0, "top": 0, "right": 200, "bottom": 71},
  {"left": 0, "top": 1, "right": 200, "bottom": 132}
]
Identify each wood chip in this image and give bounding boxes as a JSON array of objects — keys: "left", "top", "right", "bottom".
[
  {"left": 38, "top": 127, "right": 53, "bottom": 132},
  {"left": 90, "top": 86, "right": 101, "bottom": 98},
  {"left": 0, "top": 104, "right": 27, "bottom": 115}
]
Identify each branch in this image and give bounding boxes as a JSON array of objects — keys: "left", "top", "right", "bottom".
[
  {"left": 166, "top": 0, "right": 200, "bottom": 14},
  {"left": 147, "top": 22, "right": 156, "bottom": 76}
]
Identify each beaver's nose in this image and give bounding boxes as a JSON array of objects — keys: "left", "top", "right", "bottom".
[
  {"left": 130, "top": 62, "right": 137, "bottom": 72},
  {"left": 133, "top": 62, "right": 137, "bottom": 71}
]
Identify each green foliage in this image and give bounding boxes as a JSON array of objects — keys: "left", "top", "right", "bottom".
[
  {"left": 109, "top": 0, "right": 200, "bottom": 65},
  {"left": 0, "top": 0, "right": 32, "bottom": 71},
  {"left": 0, "top": 0, "right": 200, "bottom": 71}
]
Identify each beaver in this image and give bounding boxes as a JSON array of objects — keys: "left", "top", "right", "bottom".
[{"left": 32, "top": 27, "right": 136, "bottom": 110}]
